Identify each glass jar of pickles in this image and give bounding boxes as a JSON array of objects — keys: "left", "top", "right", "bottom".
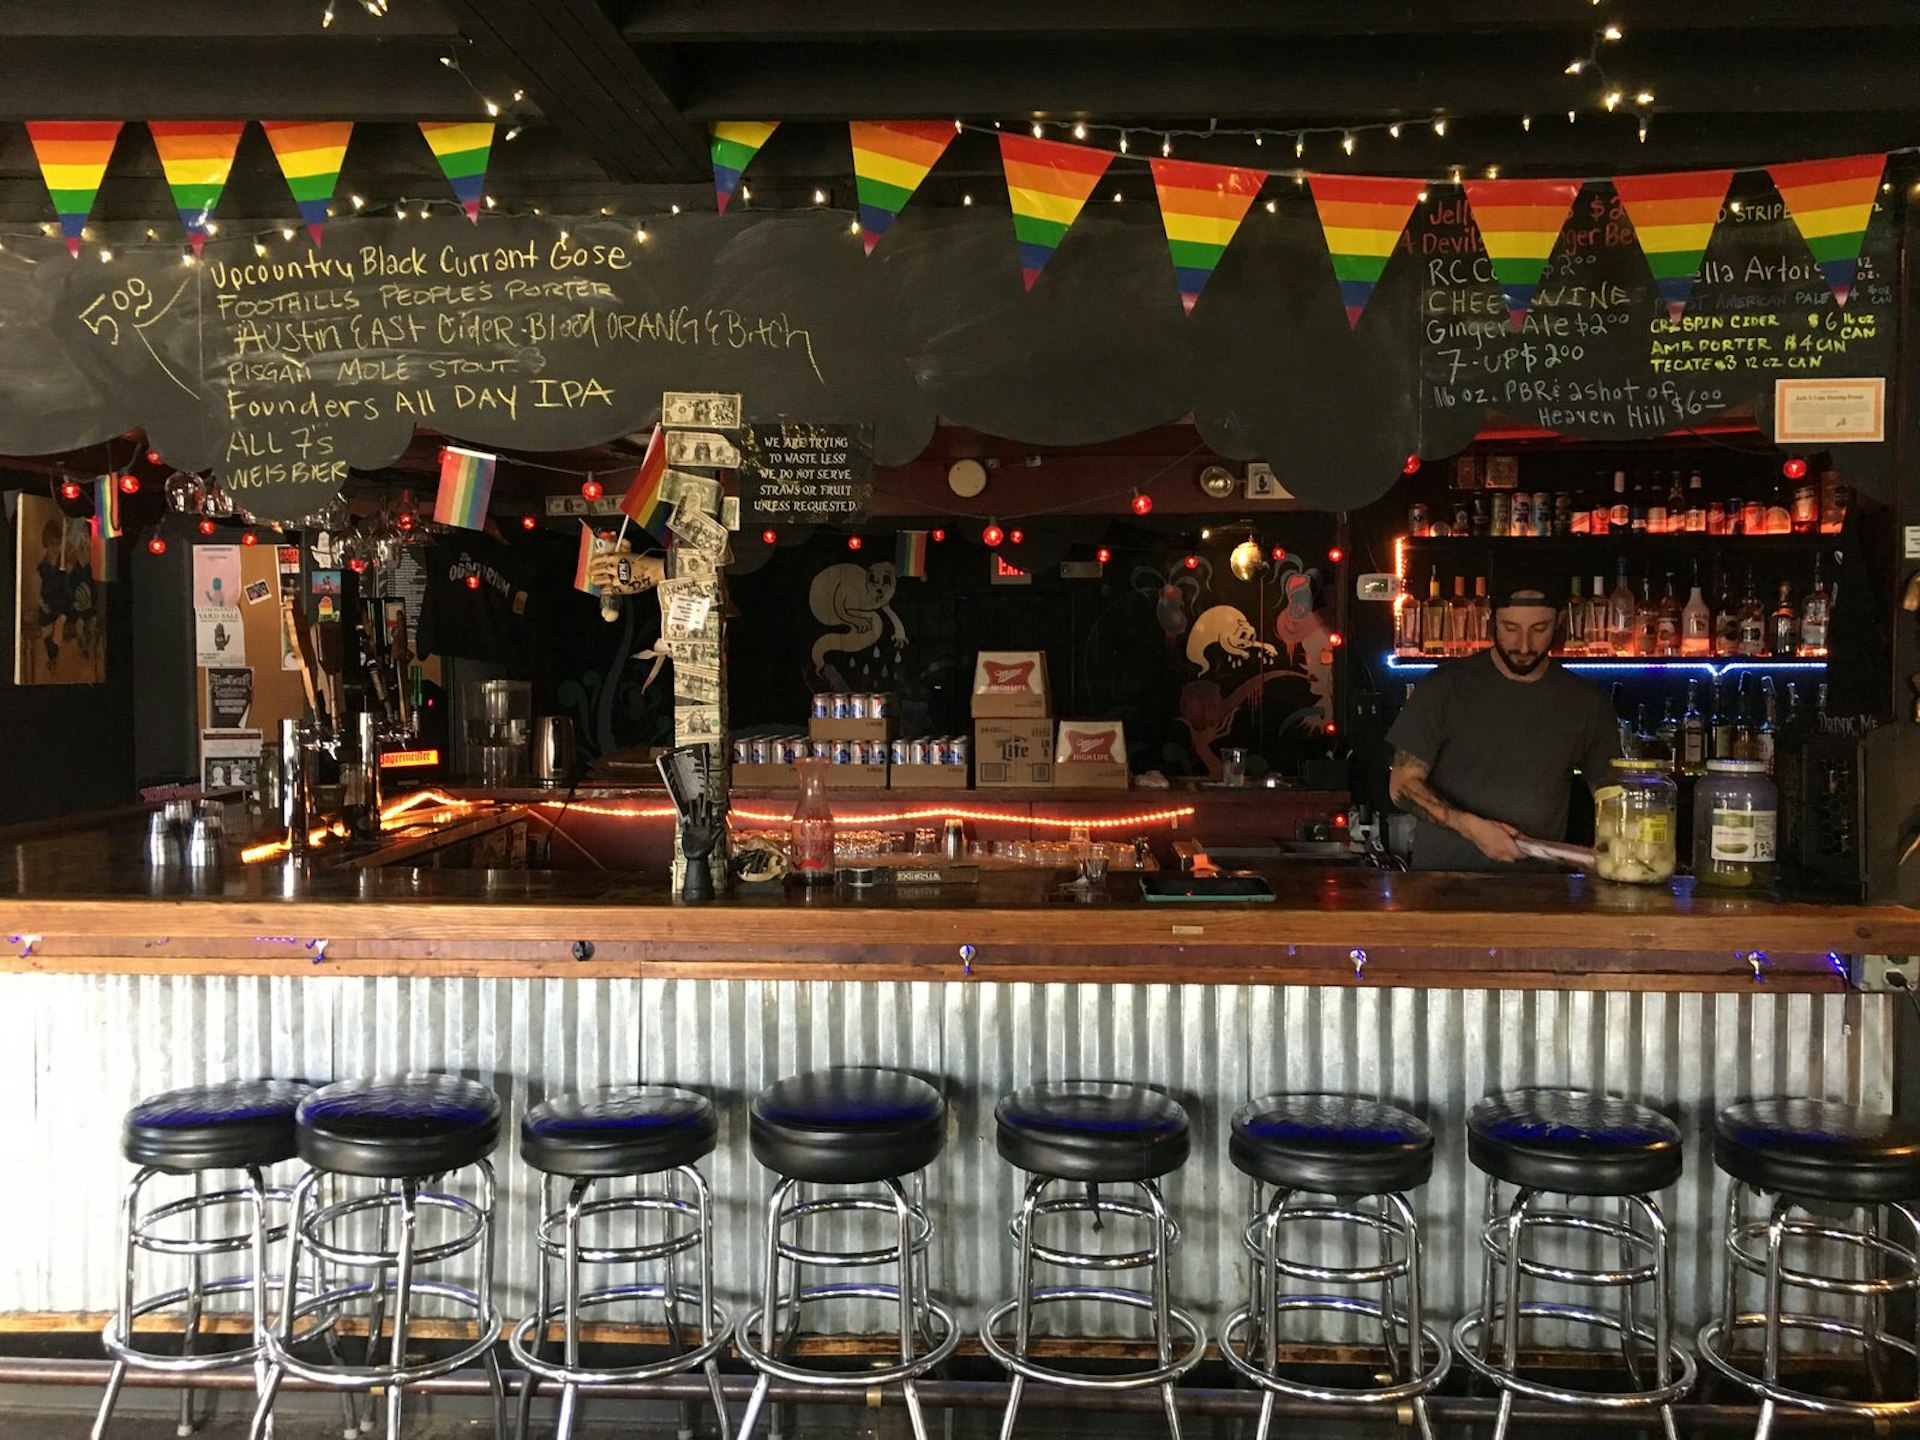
[
  {"left": 1693, "top": 759, "right": 1778, "bottom": 889},
  {"left": 1592, "top": 759, "right": 1678, "bottom": 885}
]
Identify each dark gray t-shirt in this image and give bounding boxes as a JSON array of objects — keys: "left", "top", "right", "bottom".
[{"left": 1385, "top": 651, "right": 1621, "bottom": 871}]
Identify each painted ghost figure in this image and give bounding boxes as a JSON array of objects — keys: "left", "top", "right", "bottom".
[
  {"left": 1185, "top": 604, "right": 1277, "bottom": 676},
  {"left": 810, "top": 561, "right": 906, "bottom": 669}
]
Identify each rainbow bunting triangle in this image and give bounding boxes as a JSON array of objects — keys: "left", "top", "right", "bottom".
[
  {"left": 433, "top": 446, "right": 496, "bottom": 530},
  {"left": 998, "top": 133, "right": 1113, "bottom": 291},
  {"left": 712, "top": 122, "right": 778, "bottom": 214},
  {"left": 418, "top": 122, "right": 494, "bottom": 221},
  {"left": 851, "top": 121, "right": 955, "bottom": 255},
  {"left": 25, "top": 122, "right": 122, "bottom": 257},
  {"left": 1307, "top": 173, "right": 1427, "bottom": 327},
  {"left": 1768, "top": 153, "right": 1887, "bottom": 307},
  {"left": 261, "top": 120, "right": 352, "bottom": 245},
  {"left": 1147, "top": 158, "right": 1263, "bottom": 314},
  {"left": 1611, "top": 169, "right": 1734, "bottom": 321},
  {"left": 1461, "top": 177, "right": 1582, "bottom": 331},
  {"left": 148, "top": 121, "right": 245, "bottom": 253}
]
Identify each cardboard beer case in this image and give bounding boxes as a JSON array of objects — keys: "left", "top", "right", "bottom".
[
  {"left": 888, "top": 763, "right": 970, "bottom": 790},
  {"left": 1052, "top": 719, "right": 1129, "bottom": 789},
  {"left": 974, "top": 718, "right": 1053, "bottom": 787},
  {"left": 970, "top": 651, "right": 1050, "bottom": 718}
]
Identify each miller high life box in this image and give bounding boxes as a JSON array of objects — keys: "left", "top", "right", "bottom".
[
  {"left": 970, "top": 651, "right": 1050, "bottom": 719},
  {"left": 1053, "top": 719, "right": 1129, "bottom": 790}
]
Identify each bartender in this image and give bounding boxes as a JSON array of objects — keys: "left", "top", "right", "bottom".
[{"left": 1387, "top": 573, "right": 1620, "bottom": 869}]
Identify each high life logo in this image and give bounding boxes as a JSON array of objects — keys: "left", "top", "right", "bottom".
[
  {"left": 1063, "top": 728, "right": 1118, "bottom": 764},
  {"left": 981, "top": 659, "right": 1036, "bottom": 691}
]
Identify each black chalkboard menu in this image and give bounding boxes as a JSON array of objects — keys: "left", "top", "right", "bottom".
[
  {"left": 0, "top": 185, "right": 1899, "bottom": 521},
  {"left": 737, "top": 422, "right": 874, "bottom": 524}
]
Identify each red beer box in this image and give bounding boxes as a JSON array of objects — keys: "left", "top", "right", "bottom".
[
  {"left": 1052, "top": 719, "right": 1129, "bottom": 790},
  {"left": 970, "top": 651, "right": 1050, "bottom": 719}
]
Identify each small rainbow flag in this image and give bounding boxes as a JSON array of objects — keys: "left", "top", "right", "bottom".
[
  {"left": 433, "top": 446, "right": 496, "bottom": 531},
  {"left": 261, "top": 120, "right": 352, "bottom": 245},
  {"left": 620, "top": 425, "right": 671, "bottom": 542},
  {"left": 573, "top": 522, "right": 602, "bottom": 596},
  {"left": 1768, "top": 153, "right": 1887, "bottom": 308},
  {"left": 712, "top": 122, "right": 778, "bottom": 214},
  {"left": 896, "top": 530, "right": 929, "bottom": 580},
  {"left": 1461, "top": 177, "right": 1582, "bottom": 330},
  {"left": 1610, "top": 169, "right": 1734, "bottom": 321},
  {"left": 851, "top": 121, "right": 955, "bottom": 255},
  {"left": 93, "top": 475, "right": 122, "bottom": 539},
  {"left": 149, "top": 121, "right": 245, "bottom": 253},
  {"left": 999, "top": 133, "right": 1113, "bottom": 291},
  {"left": 418, "top": 122, "right": 494, "bottom": 221},
  {"left": 1147, "top": 158, "right": 1264, "bottom": 314},
  {"left": 1307, "top": 173, "right": 1428, "bottom": 328},
  {"left": 89, "top": 518, "right": 113, "bottom": 585},
  {"left": 25, "top": 122, "right": 122, "bottom": 257}
]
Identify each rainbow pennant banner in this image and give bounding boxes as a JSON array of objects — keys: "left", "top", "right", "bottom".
[
  {"left": 1461, "top": 177, "right": 1582, "bottom": 330},
  {"left": 998, "top": 134, "right": 1113, "bottom": 291},
  {"left": 261, "top": 120, "right": 352, "bottom": 245},
  {"left": 1610, "top": 168, "right": 1734, "bottom": 321},
  {"left": 712, "top": 122, "right": 778, "bottom": 214},
  {"left": 433, "top": 446, "right": 496, "bottom": 531},
  {"left": 1768, "top": 153, "right": 1887, "bottom": 307},
  {"left": 149, "top": 121, "right": 246, "bottom": 252},
  {"left": 1307, "top": 173, "right": 1428, "bottom": 328},
  {"left": 25, "top": 122, "right": 121, "bottom": 257},
  {"left": 418, "top": 122, "right": 494, "bottom": 221},
  {"left": 1148, "top": 158, "right": 1264, "bottom": 314},
  {"left": 851, "top": 121, "right": 955, "bottom": 255}
]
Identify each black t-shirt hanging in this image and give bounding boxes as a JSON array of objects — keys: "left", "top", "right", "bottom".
[{"left": 417, "top": 532, "right": 535, "bottom": 674}]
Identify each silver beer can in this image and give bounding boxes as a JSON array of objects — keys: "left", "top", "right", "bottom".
[
  {"left": 849, "top": 692, "right": 872, "bottom": 719},
  {"left": 891, "top": 739, "right": 910, "bottom": 766},
  {"left": 830, "top": 693, "right": 853, "bottom": 720},
  {"left": 810, "top": 693, "right": 832, "bottom": 720},
  {"left": 731, "top": 739, "right": 751, "bottom": 765},
  {"left": 872, "top": 692, "right": 893, "bottom": 718},
  {"left": 831, "top": 740, "right": 853, "bottom": 764},
  {"left": 811, "top": 740, "right": 834, "bottom": 761},
  {"left": 949, "top": 736, "right": 969, "bottom": 766}
]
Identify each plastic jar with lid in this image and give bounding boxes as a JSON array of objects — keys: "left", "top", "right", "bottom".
[
  {"left": 1693, "top": 759, "right": 1778, "bottom": 889},
  {"left": 1592, "top": 759, "right": 1678, "bottom": 885}
]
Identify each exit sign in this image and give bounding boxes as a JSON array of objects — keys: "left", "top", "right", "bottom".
[{"left": 989, "top": 554, "right": 1031, "bottom": 586}]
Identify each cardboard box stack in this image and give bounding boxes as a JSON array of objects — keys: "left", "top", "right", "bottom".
[
  {"left": 972, "top": 651, "right": 1053, "bottom": 788},
  {"left": 1053, "top": 719, "right": 1129, "bottom": 789},
  {"left": 732, "top": 691, "right": 893, "bottom": 788}
]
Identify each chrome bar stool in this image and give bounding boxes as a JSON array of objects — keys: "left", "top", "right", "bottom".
[
  {"left": 509, "top": 1084, "right": 733, "bottom": 1440},
  {"left": 1452, "top": 1087, "right": 1696, "bottom": 1440},
  {"left": 980, "top": 1081, "right": 1204, "bottom": 1440},
  {"left": 250, "top": 1073, "right": 508, "bottom": 1440},
  {"left": 94, "top": 1080, "right": 313, "bottom": 1440},
  {"left": 734, "top": 1068, "right": 957, "bottom": 1440},
  {"left": 1698, "top": 1099, "right": 1920, "bottom": 1440},
  {"left": 1219, "top": 1095, "right": 1450, "bottom": 1440}
]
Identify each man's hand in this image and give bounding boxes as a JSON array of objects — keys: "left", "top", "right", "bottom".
[
  {"left": 1456, "top": 813, "right": 1523, "bottom": 863},
  {"left": 1390, "top": 750, "right": 1523, "bottom": 862}
]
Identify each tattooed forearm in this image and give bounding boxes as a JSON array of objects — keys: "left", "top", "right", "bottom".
[{"left": 1388, "top": 750, "right": 1454, "bottom": 830}]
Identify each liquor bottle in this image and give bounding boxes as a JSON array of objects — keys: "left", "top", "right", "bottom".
[
  {"left": 1394, "top": 585, "right": 1422, "bottom": 656},
  {"left": 1447, "top": 575, "right": 1472, "bottom": 655},
  {"left": 1562, "top": 577, "right": 1586, "bottom": 656},
  {"left": 1609, "top": 470, "right": 1630, "bottom": 534},
  {"left": 1421, "top": 572, "right": 1448, "bottom": 655},
  {"left": 1711, "top": 570, "right": 1739, "bottom": 656},
  {"left": 1589, "top": 471, "right": 1610, "bottom": 536},
  {"left": 1510, "top": 491, "right": 1533, "bottom": 538},
  {"left": 1710, "top": 680, "right": 1735, "bottom": 759},
  {"left": 1736, "top": 570, "right": 1767, "bottom": 657},
  {"left": 1634, "top": 568, "right": 1659, "bottom": 656},
  {"left": 1730, "top": 676, "right": 1759, "bottom": 761},
  {"left": 1724, "top": 494, "right": 1743, "bottom": 536},
  {"left": 1677, "top": 470, "right": 1699, "bottom": 532},
  {"left": 1646, "top": 470, "right": 1669, "bottom": 534},
  {"left": 1655, "top": 698, "right": 1679, "bottom": 760},
  {"left": 1740, "top": 494, "right": 1765, "bottom": 537},
  {"left": 1765, "top": 483, "right": 1792, "bottom": 536},
  {"left": 1798, "top": 554, "right": 1831, "bottom": 656},
  {"left": 1585, "top": 575, "right": 1610, "bottom": 655},
  {"left": 1629, "top": 475, "right": 1649, "bottom": 533},
  {"left": 1680, "top": 568, "right": 1712, "bottom": 657},
  {"left": 1607, "top": 561, "right": 1639, "bottom": 655},
  {"left": 1679, "top": 679, "right": 1708, "bottom": 774},
  {"left": 1768, "top": 580, "right": 1799, "bottom": 656},
  {"left": 1472, "top": 574, "right": 1490, "bottom": 648},
  {"left": 1790, "top": 475, "right": 1818, "bottom": 534},
  {"left": 1818, "top": 469, "right": 1851, "bottom": 534},
  {"left": 1755, "top": 677, "right": 1778, "bottom": 774},
  {"left": 1654, "top": 571, "right": 1682, "bottom": 657}
]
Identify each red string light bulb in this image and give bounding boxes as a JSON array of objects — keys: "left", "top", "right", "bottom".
[
  {"left": 762, "top": 529, "right": 778, "bottom": 544},
  {"left": 240, "top": 532, "right": 259, "bottom": 547},
  {"left": 580, "top": 479, "right": 603, "bottom": 501},
  {"left": 1096, "top": 546, "right": 1112, "bottom": 564},
  {"left": 1782, "top": 457, "right": 1808, "bottom": 480},
  {"left": 1130, "top": 492, "right": 1153, "bottom": 516},
  {"left": 982, "top": 523, "right": 1004, "bottom": 547},
  {"left": 146, "top": 535, "right": 167, "bottom": 555},
  {"left": 1402, "top": 454, "right": 1422, "bottom": 475},
  {"left": 59, "top": 480, "right": 82, "bottom": 501},
  {"left": 117, "top": 473, "right": 141, "bottom": 495},
  {"left": 198, "top": 519, "right": 216, "bottom": 536},
  {"left": 848, "top": 535, "right": 863, "bottom": 550}
]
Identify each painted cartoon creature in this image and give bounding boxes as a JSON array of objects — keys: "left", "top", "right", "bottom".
[
  {"left": 810, "top": 561, "right": 906, "bottom": 669},
  {"left": 1185, "top": 605, "right": 1277, "bottom": 676}
]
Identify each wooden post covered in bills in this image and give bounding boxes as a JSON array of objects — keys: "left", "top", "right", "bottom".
[{"left": 656, "top": 391, "right": 742, "bottom": 895}]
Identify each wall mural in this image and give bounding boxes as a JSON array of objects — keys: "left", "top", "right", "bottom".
[{"left": 808, "top": 559, "right": 906, "bottom": 680}]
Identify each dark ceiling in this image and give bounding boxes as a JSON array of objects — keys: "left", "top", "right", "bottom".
[{"left": 2, "top": 0, "right": 1917, "bottom": 231}]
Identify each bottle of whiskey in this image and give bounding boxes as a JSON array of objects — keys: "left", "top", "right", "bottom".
[
  {"left": 1634, "top": 568, "right": 1659, "bottom": 656},
  {"left": 1755, "top": 677, "right": 1778, "bottom": 774},
  {"left": 1587, "top": 575, "right": 1610, "bottom": 655},
  {"left": 1736, "top": 570, "right": 1767, "bottom": 657},
  {"left": 1447, "top": 575, "right": 1472, "bottom": 656},
  {"left": 1646, "top": 470, "right": 1669, "bottom": 535},
  {"left": 1684, "top": 469, "right": 1707, "bottom": 532},
  {"left": 1421, "top": 571, "right": 1447, "bottom": 656},
  {"left": 1679, "top": 679, "right": 1708, "bottom": 774},
  {"left": 1712, "top": 569, "right": 1740, "bottom": 656},
  {"left": 1768, "top": 580, "right": 1799, "bottom": 657},
  {"left": 1609, "top": 470, "right": 1630, "bottom": 534},
  {"left": 1561, "top": 577, "right": 1586, "bottom": 656},
  {"left": 1471, "top": 575, "right": 1490, "bottom": 648},
  {"left": 1395, "top": 583, "right": 1422, "bottom": 656},
  {"left": 1798, "top": 554, "right": 1831, "bottom": 656},
  {"left": 1710, "top": 679, "right": 1735, "bottom": 759},
  {"left": 1669, "top": 470, "right": 1691, "bottom": 534}
]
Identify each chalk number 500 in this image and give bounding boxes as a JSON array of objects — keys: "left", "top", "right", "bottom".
[{"left": 77, "top": 276, "right": 154, "bottom": 346}]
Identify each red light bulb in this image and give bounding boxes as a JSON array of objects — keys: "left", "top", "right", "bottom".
[
  {"left": 581, "top": 479, "right": 603, "bottom": 501},
  {"left": 848, "top": 535, "right": 863, "bottom": 550},
  {"left": 1183, "top": 554, "right": 1199, "bottom": 570},
  {"left": 1328, "top": 632, "right": 1344, "bottom": 648},
  {"left": 117, "top": 473, "right": 140, "bottom": 495},
  {"left": 240, "top": 532, "right": 259, "bottom": 547},
  {"left": 1009, "top": 528, "right": 1024, "bottom": 545},
  {"left": 1096, "top": 546, "right": 1112, "bottom": 564},
  {"left": 521, "top": 515, "right": 537, "bottom": 530},
  {"left": 197, "top": 519, "right": 216, "bottom": 536},
  {"left": 1782, "top": 457, "right": 1808, "bottom": 480},
  {"left": 1402, "top": 454, "right": 1421, "bottom": 475},
  {"left": 1324, "top": 721, "right": 1338, "bottom": 736},
  {"left": 982, "top": 524, "right": 1004, "bottom": 547},
  {"left": 395, "top": 510, "right": 416, "bottom": 533},
  {"left": 1327, "top": 546, "right": 1345, "bottom": 564},
  {"left": 762, "top": 529, "right": 778, "bottom": 544},
  {"left": 1271, "top": 546, "right": 1287, "bottom": 561},
  {"left": 145, "top": 450, "right": 162, "bottom": 465},
  {"left": 349, "top": 557, "right": 369, "bottom": 574},
  {"left": 931, "top": 529, "right": 946, "bottom": 543},
  {"left": 466, "top": 573, "right": 481, "bottom": 589},
  {"left": 59, "top": 480, "right": 82, "bottom": 501},
  {"left": 146, "top": 535, "right": 167, "bottom": 555},
  {"left": 1130, "top": 493, "right": 1153, "bottom": 516}
]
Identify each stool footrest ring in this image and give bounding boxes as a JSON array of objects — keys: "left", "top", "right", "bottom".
[
  {"left": 1220, "top": 1299, "right": 1451, "bottom": 1406},
  {"left": 508, "top": 1285, "right": 733, "bottom": 1387},
  {"left": 1698, "top": 1313, "right": 1920, "bottom": 1419},
  {"left": 736, "top": 1290, "right": 958, "bottom": 1387},
  {"left": 262, "top": 1279, "right": 499, "bottom": 1390},
  {"left": 980, "top": 1288, "right": 1205, "bottom": 1390},
  {"left": 1453, "top": 1303, "right": 1696, "bottom": 1409}
]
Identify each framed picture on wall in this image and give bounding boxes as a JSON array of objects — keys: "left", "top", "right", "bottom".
[{"left": 14, "top": 493, "right": 106, "bottom": 686}]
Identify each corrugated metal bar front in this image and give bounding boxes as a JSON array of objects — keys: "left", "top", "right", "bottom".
[{"left": 0, "top": 975, "right": 1888, "bottom": 1339}]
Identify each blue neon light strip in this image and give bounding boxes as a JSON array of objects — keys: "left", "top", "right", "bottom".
[{"left": 1383, "top": 653, "right": 1829, "bottom": 679}]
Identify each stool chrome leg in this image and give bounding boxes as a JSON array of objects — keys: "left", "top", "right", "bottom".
[
  {"left": 478, "top": 1161, "right": 507, "bottom": 1440},
  {"left": 516, "top": 1173, "right": 556, "bottom": 1440},
  {"left": 1863, "top": 1203, "right": 1890, "bottom": 1399},
  {"left": 692, "top": 1165, "right": 731, "bottom": 1440},
  {"left": 662, "top": 1170, "right": 696, "bottom": 1440},
  {"left": 383, "top": 1181, "right": 419, "bottom": 1440},
  {"left": 1141, "top": 1179, "right": 1183, "bottom": 1440},
  {"left": 1627, "top": 1193, "right": 1680, "bottom": 1440},
  {"left": 1250, "top": 1189, "right": 1287, "bottom": 1440},
  {"left": 735, "top": 1177, "right": 794, "bottom": 1440},
  {"left": 1386, "top": 1190, "right": 1439, "bottom": 1440},
  {"left": 994, "top": 1176, "right": 1044, "bottom": 1440},
  {"left": 1475, "top": 1174, "right": 1500, "bottom": 1372},
  {"left": 91, "top": 1168, "right": 147, "bottom": 1440},
  {"left": 1617, "top": 1194, "right": 1644, "bottom": 1390},
  {"left": 1489, "top": 1186, "right": 1534, "bottom": 1440},
  {"left": 176, "top": 1170, "right": 207, "bottom": 1438},
  {"left": 886, "top": 1177, "right": 933, "bottom": 1440}
]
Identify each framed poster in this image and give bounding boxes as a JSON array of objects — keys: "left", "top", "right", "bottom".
[{"left": 14, "top": 493, "right": 105, "bottom": 685}]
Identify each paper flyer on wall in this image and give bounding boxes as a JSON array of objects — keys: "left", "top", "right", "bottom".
[
  {"left": 200, "top": 728, "right": 262, "bottom": 792},
  {"left": 205, "top": 666, "right": 253, "bottom": 728},
  {"left": 194, "top": 606, "right": 246, "bottom": 666}
]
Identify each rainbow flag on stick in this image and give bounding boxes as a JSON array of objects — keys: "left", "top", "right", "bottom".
[
  {"left": 851, "top": 121, "right": 955, "bottom": 255},
  {"left": 1148, "top": 158, "right": 1264, "bottom": 314},
  {"left": 90, "top": 475, "right": 121, "bottom": 583},
  {"left": 998, "top": 134, "right": 1113, "bottom": 291},
  {"left": 149, "top": 121, "right": 245, "bottom": 253},
  {"left": 262, "top": 120, "right": 352, "bottom": 245},
  {"left": 418, "top": 122, "right": 494, "bottom": 221},
  {"left": 620, "top": 425, "right": 671, "bottom": 542},
  {"left": 25, "top": 122, "right": 121, "bottom": 257},
  {"left": 573, "top": 522, "right": 602, "bottom": 595},
  {"left": 1461, "top": 177, "right": 1582, "bottom": 331},
  {"left": 1307, "top": 174, "right": 1428, "bottom": 328},
  {"left": 712, "top": 122, "right": 778, "bottom": 213},
  {"left": 433, "top": 446, "right": 496, "bottom": 530},
  {"left": 1611, "top": 169, "right": 1733, "bottom": 322},
  {"left": 896, "top": 530, "right": 929, "bottom": 579},
  {"left": 1768, "top": 153, "right": 1887, "bottom": 308}
]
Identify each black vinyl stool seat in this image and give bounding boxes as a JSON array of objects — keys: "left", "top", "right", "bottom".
[
  {"left": 95, "top": 1080, "right": 316, "bottom": 1440},
  {"left": 982, "top": 1082, "right": 1204, "bottom": 1440},
  {"left": 512, "top": 1086, "right": 731, "bottom": 1440},
  {"left": 1699, "top": 1098, "right": 1920, "bottom": 1440},
  {"left": 1221, "top": 1095, "right": 1449, "bottom": 1440},
  {"left": 1452, "top": 1088, "right": 1694, "bottom": 1440},
  {"left": 251, "top": 1073, "right": 508, "bottom": 1440},
  {"left": 736, "top": 1069, "right": 956, "bottom": 1440}
]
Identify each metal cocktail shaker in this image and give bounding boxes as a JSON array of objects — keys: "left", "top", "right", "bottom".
[{"left": 533, "top": 716, "right": 576, "bottom": 786}]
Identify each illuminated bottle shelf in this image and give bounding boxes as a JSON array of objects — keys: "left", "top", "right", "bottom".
[{"left": 1383, "top": 653, "right": 1828, "bottom": 679}]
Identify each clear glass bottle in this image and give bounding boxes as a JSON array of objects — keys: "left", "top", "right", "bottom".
[
  {"left": 1586, "top": 574, "right": 1610, "bottom": 655},
  {"left": 1735, "top": 570, "right": 1767, "bottom": 656},
  {"left": 1447, "top": 575, "right": 1472, "bottom": 656},
  {"left": 1654, "top": 571, "right": 1681, "bottom": 657},
  {"left": 1471, "top": 575, "right": 1490, "bottom": 647},
  {"left": 1679, "top": 679, "right": 1708, "bottom": 775},
  {"left": 789, "top": 757, "right": 837, "bottom": 884},
  {"left": 1768, "top": 580, "right": 1798, "bottom": 656},
  {"left": 1646, "top": 469, "right": 1669, "bottom": 534},
  {"left": 1680, "top": 568, "right": 1712, "bottom": 657},
  {"left": 1607, "top": 561, "right": 1638, "bottom": 655},
  {"left": 1634, "top": 568, "right": 1659, "bottom": 656},
  {"left": 1592, "top": 759, "right": 1679, "bottom": 885},
  {"left": 1394, "top": 583, "right": 1422, "bottom": 656},
  {"left": 1798, "top": 555, "right": 1831, "bottom": 656},
  {"left": 1684, "top": 470, "right": 1707, "bottom": 532},
  {"left": 1609, "top": 469, "right": 1630, "bottom": 534},
  {"left": 1561, "top": 576, "right": 1586, "bottom": 656}
]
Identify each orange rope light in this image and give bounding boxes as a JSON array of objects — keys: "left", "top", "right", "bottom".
[
  {"left": 532, "top": 801, "right": 681, "bottom": 820},
  {"left": 532, "top": 800, "right": 1196, "bottom": 830}
]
